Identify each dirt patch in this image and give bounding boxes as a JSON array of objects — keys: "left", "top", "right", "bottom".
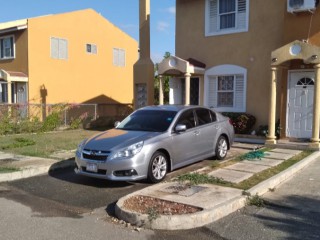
[{"left": 123, "top": 195, "right": 202, "bottom": 215}]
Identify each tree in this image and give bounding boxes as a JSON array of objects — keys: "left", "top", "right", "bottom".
[{"left": 154, "top": 52, "right": 171, "bottom": 104}]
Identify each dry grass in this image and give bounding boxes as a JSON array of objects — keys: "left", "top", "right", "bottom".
[{"left": 0, "top": 129, "right": 101, "bottom": 158}]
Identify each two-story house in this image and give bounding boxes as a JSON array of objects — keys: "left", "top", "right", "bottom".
[
  {"left": 0, "top": 9, "right": 138, "bottom": 110},
  {"left": 158, "top": 0, "right": 320, "bottom": 149}
]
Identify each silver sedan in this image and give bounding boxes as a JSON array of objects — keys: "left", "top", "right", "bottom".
[{"left": 75, "top": 105, "right": 234, "bottom": 183}]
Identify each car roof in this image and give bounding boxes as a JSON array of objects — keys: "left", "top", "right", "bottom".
[{"left": 138, "top": 105, "right": 209, "bottom": 112}]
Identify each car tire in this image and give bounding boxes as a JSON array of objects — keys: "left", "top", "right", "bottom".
[
  {"left": 147, "top": 151, "right": 168, "bottom": 183},
  {"left": 215, "top": 136, "right": 228, "bottom": 160}
]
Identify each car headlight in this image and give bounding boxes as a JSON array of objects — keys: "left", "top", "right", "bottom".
[
  {"left": 110, "top": 141, "right": 144, "bottom": 160},
  {"left": 77, "top": 139, "right": 87, "bottom": 153}
]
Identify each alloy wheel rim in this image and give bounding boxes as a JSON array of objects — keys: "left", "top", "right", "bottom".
[
  {"left": 152, "top": 155, "right": 167, "bottom": 180},
  {"left": 218, "top": 139, "right": 227, "bottom": 157}
]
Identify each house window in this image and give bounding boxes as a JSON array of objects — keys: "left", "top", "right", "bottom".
[
  {"left": 206, "top": 64, "right": 246, "bottom": 112},
  {"left": 86, "top": 44, "right": 97, "bottom": 54},
  {"left": 51, "top": 37, "right": 68, "bottom": 60},
  {"left": 217, "top": 76, "right": 234, "bottom": 107},
  {"left": 113, "top": 48, "right": 126, "bottom": 67},
  {"left": 206, "top": 0, "right": 249, "bottom": 36},
  {"left": 0, "top": 36, "right": 14, "bottom": 59}
]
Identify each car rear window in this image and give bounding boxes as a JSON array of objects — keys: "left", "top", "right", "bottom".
[{"left": 195, "top": 109, "right": 212, "bottom": 126}]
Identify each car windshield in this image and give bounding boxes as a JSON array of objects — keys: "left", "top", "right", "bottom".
[{"left": 117, "top": 110, "right": 177, "bottom": 132}]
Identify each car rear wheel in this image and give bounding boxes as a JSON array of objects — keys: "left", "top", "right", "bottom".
[
  {"left": 215, "top": 136, "right": 228, "bottom": 160},
  {"left": 147, "top": 151, "right": 168, "bottom": 183}
]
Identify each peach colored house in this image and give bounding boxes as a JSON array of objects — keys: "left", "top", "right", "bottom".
[
  {"left": 158, "top": 0, "right": 320, "bottom": 148},
  {"left": 0, "top": 9, "right": 138, "bottom": 107}
]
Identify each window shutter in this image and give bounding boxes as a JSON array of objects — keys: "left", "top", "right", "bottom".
[
  {"left": 59, "top": 39, "right": 68, "bottom": 60},
  {"left": 234, "top": 74, "right": 244, "bottom": 110},
  {"left": 237, "top": 0, "right": 247, "bottom": 30},
  {"left": 208, "top": 76, "right": 218, "bottom": 108},
  {"left": 120, "top": 49, "right": 125, "bottom": 67},
  {"left": 113, "top": 48, "right": 119, "bottom": 66},
  {"left": 92, "top": 44, "right": 97, "bottom": 54},
  {"left": 209, "top": 0, "right": 218, "bottom": 33},
  {"left": 51, "top": 38, "right": 59, "bottom": 59}
]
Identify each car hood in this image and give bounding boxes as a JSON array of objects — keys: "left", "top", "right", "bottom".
[{"left": 83, "top": 128, "right": 161, "bottom": 151}]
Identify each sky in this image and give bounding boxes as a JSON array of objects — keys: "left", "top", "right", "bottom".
[{"left": 1, "top": 0, "right": 176, "bottom": 63}]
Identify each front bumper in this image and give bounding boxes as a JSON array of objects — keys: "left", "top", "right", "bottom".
[{"left": 74, "top": 151, "right": 148, "bottom": 181}]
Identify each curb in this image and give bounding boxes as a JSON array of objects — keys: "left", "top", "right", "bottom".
[
  {"left": 116, "top": 194, "right": 246, "bottom": 230},
  {"left": 115, "top": 151, "right": 320, "bottom": 230},
  {"left": 0, "top": 159, "right": 75, "bottom": 183},
  {"left": 248, "top": 151, "right": 320, "bottom": 196}
]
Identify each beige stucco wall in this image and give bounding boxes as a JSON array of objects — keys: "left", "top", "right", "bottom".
[
  {"left": 0, "top": 29, "right": 28, "bottom": 74},
  {"left": 27, "top": 9, "right": 138, "bottom": 104},
  {"left": 176, "top": 0, "right": 320, "bottom": 128},
  {"left": 176, "top": 0, "right": 287, "bottom": 126}
]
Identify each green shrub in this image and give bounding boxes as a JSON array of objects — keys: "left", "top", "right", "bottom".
[
  {"left": 40, "top": 111, "right": 61, "bottom": 132},
  {"left": 222, "top": 112, "right": 256, "bottom": 134},
  {"left": 256, "top": 119, "right": 281, "bottom": 138}
]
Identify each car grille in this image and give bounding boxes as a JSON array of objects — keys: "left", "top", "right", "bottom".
[
  {"left": 82, "top": 149, "right": 110, "bottom": 161},
  {"left": 81, "top": 167, "right": 107, "bottom": 175}
]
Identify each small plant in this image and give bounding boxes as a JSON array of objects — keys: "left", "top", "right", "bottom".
[
  {"left": 146, "top": 207, "right": 159, "bottom": 222},
  {"left": 256, "top": 119, "right": 281, "bottom": 138},
  {"left": 211, "top": 161, "right": 220, "bottom": 169},
  {"left": 222, "top": 112, "right": 256, "bottom": 134},
  {"left": 177, "top": 173, "right": 228, "bottom": 185},
  {"left": 242, "top": 190, "right": 251, "bottom": 196},
  {"left": 246, "top": 194, "right": 265, "bottom": 207},
  {"left": 0, "top": 167, "right": 20, "bottom": 173},
  {"left": 0, "top": 137, "right": 36, "bottom": 150}
]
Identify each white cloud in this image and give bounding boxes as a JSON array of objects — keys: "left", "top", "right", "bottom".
[
  {"left": 166, "top": 6, "right": 176, "bottom": 14},
  {"left": 157, "top": 21, "right": 170, "bottom": 32}
]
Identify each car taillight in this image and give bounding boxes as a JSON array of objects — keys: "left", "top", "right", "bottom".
[{"left": 229, "top": 118, "right": 233, "bottom": 125}]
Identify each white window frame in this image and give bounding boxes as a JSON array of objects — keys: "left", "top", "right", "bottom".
[
  {"left": 113, "top": 48, "right": 126, "bottom": 67},
  {"left": 204, "top": 64, "right": 247, "bottom": 112},
  {"left": 0, "top": 35, "right": 15, "bottom": 60},
  {"left": 50, "top": 37, "right": 68, "bottom": 60},
  {"left": 205, "top": 0, "right": 249, "bottom": 36},
  {"left": 86, "top": 43, "right": 97, "bottom": 54}
]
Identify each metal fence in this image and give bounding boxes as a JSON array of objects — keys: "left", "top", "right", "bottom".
[{"left": 0, "top": 103, "right": 133, "bottom": 128}]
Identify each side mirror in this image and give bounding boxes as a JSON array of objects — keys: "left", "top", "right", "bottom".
[
  {"left": 175, "top": 124, "right": 187, "bottom": 133},
  {"left": 114, "top": 121, "right": 121, "bottom": 128}
]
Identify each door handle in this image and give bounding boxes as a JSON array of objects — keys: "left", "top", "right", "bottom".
[{"left": 194, "top": 130, "right": 200, "bottom": 136}]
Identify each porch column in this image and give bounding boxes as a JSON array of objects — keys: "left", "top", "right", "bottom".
[
  {"left": 185, "top": 72, "right": 191, "bottom": 105},
  {"left": 159, "top": 75, "right": 164, "bottom": 105},
  {"left": 310, "top": 63, "right": 320, "bottom": 148},
  {"left": 266, "top": 67, "right": 278, "bottom": 144},
  {"left": 7, "top": 80, "right": 12, "bottom": 104}
]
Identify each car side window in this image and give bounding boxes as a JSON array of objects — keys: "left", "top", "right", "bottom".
[
  {"left": 195, "top": 109, "right": 212, "bottom": 126},
  {"left": 176, "top": 110, "right": 196, "bottom": 129},
  {"left": 210, "top": 110, "right": 217, "bottom": 122}
]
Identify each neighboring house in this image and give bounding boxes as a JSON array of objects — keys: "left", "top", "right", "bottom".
[
  {"left": 158, "top": 0, "right": 320, "bottom": 148},
  {"left": 0, "top": 9, "right": 138, "bottom": 109}
]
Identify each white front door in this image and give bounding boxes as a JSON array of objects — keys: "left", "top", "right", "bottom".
[{"left": 287, "top": 71, "right": 315, "bottom": 138}]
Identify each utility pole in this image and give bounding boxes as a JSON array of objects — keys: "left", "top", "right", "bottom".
[{"left": 133, "top": 0, "right": 154, "bottom": 109}]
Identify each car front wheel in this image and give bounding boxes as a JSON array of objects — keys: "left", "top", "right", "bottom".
[
  {"left": 215, "top": 136, "right": 228, "bottom": 160},
  {"left": 147, "top": 151, "right": 168, "bottom": 183}
]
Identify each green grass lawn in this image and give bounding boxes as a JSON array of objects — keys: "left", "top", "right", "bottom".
[{"left": 0, "top": 129, "right": 102, "bottom": 158}]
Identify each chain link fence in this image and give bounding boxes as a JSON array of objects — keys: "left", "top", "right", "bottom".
[{"left": 0, "top": 103, "right": 133, "bottom": 132}]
